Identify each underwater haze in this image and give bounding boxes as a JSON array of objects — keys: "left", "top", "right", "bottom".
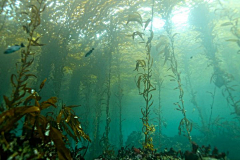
[{"left": 0, "top": 0, "right": 240, "bottom": 159}]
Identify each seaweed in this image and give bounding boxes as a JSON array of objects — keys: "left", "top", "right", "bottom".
[
  {"left": 0, "top": 1, "right": 90, "bottom": 159},
  {"left": 207, "top": 87, "right": 217, "bottom": 132},
  {"left": 217, "top": 1, "right": 240, "bottom": 54},
  {"left": 115, "top": 47, "right": 124, "bottom": 147},
  {"left": 133, "top": 1, "right": 156, "bottom": 151},
  {"left": 191, "top": 2, "right": 240, "bottom": 134},
  {"left": 160, "top": 0, "right": 193, "bottom": 144}
]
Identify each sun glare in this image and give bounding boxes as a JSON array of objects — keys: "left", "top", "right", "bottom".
[
  {"left": 152, "top": 18, "right": 165, "bottom": 30},
  {"left": 142, "top": 6, "right": 190, "bottom": 30},
  {"left": 171, "top": 7, "right": 190, "bottom": 25}
]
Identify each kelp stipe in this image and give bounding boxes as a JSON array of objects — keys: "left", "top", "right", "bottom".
[
  {"left": 217, "top": 0, "right": 240, "bottom": 54},
  {"left": 102, "top": 18, "right": 115, "bottom": 158},
  {"left": 0, "top": 1, "right": 90, "bottom": 159},
  {"left": 1, "top": 0, "right": 46, "bottom": 133},
  {"left": 185, "top": 68, "right": 207, "bottom": 134},
  {"left": 207, "top": 87, "right": 217, "bottom": 132},
  {"left": 190, "top": 2, "right": 240, "bottom": 135},
  {"left": 115, "top": 47, "right": 124, "bottom": 148},
  {"left": 154, "top": 76, "right": 163, "bottom": 149},
  {"left": 160, "top": 0, "right": 193, "bottom": 144},
  {"left": 134, "top": 0, "right": 156, "bottom": 151},
  {"left": 216, "top": 1, "right": 240, "bottom": 117}
]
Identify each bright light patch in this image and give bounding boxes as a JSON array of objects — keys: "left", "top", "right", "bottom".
[
  {"left": 152, "top": 18, "right": 165, "bottom": 29},
  {"left": 79, "top": 34, "right": 85, "bottom": 38},
  {"left": 204, "top": 0, "right": 214, "bottom": 3},
  {"left": 15, "top": 1, "right": 20, "bottom": 7},
  {"left": 140, "top": 7, "right": 152, "bottom": 11},
  {"left": 172, "top": 7, "right": 190, "bottom": 25},
  {"left": 49, "top": 2, "right": 54, "bottom": 7}
]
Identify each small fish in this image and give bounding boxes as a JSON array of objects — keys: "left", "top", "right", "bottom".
[
  {"left": 4, "top": 43, "right": 25, "bottom": 54},
  {"left": 85, "top": 48, "right": 94, "bottom": 57}
]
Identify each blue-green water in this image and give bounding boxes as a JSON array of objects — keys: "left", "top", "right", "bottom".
[{"left": 0, "top": 0, "right": 240, "bottom": 159}]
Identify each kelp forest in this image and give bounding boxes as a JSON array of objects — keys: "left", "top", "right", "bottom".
[{"left": 0, "top": 0, "right": 240, "bottom": 159}]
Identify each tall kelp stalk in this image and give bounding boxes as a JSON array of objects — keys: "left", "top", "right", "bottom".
[
  {"left": 91, "top": 92, "right": 103, "bottom": 158},
  {"left": 37, "top": 0, "right": 78, "bottom": 98},
  {"left": 217, "top": 0, "right": 240, "bottom": 54},
  {"left": 100, "top": 17, "right": 116, "bottom": 157},
  {"left": 0, "top": 1, "right": 91, "bottom": 159},
  {"left": 115, "top": 46, "right": 124, "bottom": 148},
  {"left": 82, "top": 81, "right": 91, "bottom": 133},
  {"left": 77, "top": 80, "right": 92, "bottom": 150},
  {"left": 67, "top": 67, "right": 83, "bottom": 104},
  {"left": 207, "top": 87, "right": 216, "bottom": 132},
  {"left": 134, "top": 0, "right": 156, "bottom": 151},
  {"left": 184, "top": 63, "right": 207, "bottom": 133},
  {"left": 154, "top": 75, "right": 163, "bottom": 149},
  {"left": 215, "top": 1, "right": 240, "bottom": 119},
  {"left": 159, "top": 0, "right": 193, "bottom": 144},
  {"left": 189, "top": 2, "right": 238, "bottom": 136},
  {"left": 90, "top": 60, "right": 107, "bottom": 159},
  {"left": 2, "top": 0, "right": 45, "bottom": 109}
]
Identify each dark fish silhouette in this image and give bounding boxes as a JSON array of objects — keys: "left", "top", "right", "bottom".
[
  {"left": 85, "top": 48, "right": 94, "bottom": 57},
  {"left": 4, "top": 43, "right": 25, "bottom": 54}
]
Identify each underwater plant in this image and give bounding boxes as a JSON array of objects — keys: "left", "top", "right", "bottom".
[
  {"left": 0, "top": 1, "right": 90, "bottom": 159},
  {"left": 190, "top": 2, "right": 240, "bottom": 140},
  {"left": 159, "top": 0, "right": 193, "bottom": 144},
  {"left": 91, "top": 81, "right": 105, "bottom": 158},
  {"left": 153, "top": 76, "right": 163, "bottom": 150},
  {"left": 207, "top": 87, "right": 217, "bottom": 132},
  {"left": 216, "top": 0, "right": 240, "bottom": 54},
  {"left": 185, "top": 68, "right": 207, "bottom": 135},
  {"left": 101, "top": 19, "right": 116, "bottom": 156},
  {"left": 214, "top": 2, "right": 240, "bottom": 119},
  {"left": 134, "top": 1, "right": 156, "bottom": 151},
  {"left": 115, "top": 47, "right": 124, "bottom": 148}
]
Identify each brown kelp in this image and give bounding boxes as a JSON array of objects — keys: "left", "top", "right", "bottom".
[
  {"left": 100, "top": 17, "right": 116, "bottom": 157},
  {"left": 91, "top": 77, "right": 105, "bottom": 158},
  {"left": 190, "top": 2, "right": 240, "bottom": 136},
  {"left": 3, "top": 0, "right": 46, "bottom": 109},
  {"left": 215, "top": 1, "right": 240, "bottom": 118},
  {"left": 134, "top": 0, "right": 156, "bottom": 151},
  {"left": 115, "top": 46, "right": 124, "bottom": 148},
  {"left": 0, "top": 1, "right": 90, "bottom": 159},
  {"left": 217, "top": 0, "right": 240, "bottom": 54},
  {"left": 207, "top": 87, "right": 217, "bottom": 132},
  {"left": 160, "top": 0, "right": 193, "bottom": 143},
  {"left": 154, "top": 75, "right": 163, "bottom": 149},
  {"left": 185, "top": 65, "right": 207, "bottom": 134}
]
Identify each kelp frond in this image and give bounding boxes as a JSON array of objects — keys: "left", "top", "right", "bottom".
[{"left": 0, "top": 0, "right": 90, "bottom": 159}]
